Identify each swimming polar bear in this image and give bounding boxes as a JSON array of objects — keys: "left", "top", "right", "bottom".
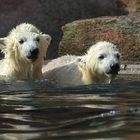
[
  {"left": 42, "top": 41, "right": 121, "bottom": 87},
  {"left": 0, "top": 23, "right": 51, "bottom": 81}
]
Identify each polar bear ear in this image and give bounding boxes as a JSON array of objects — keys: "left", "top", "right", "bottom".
[
  {"left": 76, "top": 56, "right": 86, "bottom": 68},
  {"left": 40, "top": 33, "right": 52, "bottom": 58},
  {"left": 0, "top": 37, "right": 7, "bottom": 50},
  {"left": 41, "top": 33, "right": 52, "bottom": 46}
]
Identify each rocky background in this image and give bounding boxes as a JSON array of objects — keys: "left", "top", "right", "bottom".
[
  {"left": 0, "top": 0, "right": 139, "bottom": 61},
  {"left": 59, "top": 0, "right": 140, "bottom": 62},
  {"left": 60, "top": 13, "right": 140, "bottom": 62}
]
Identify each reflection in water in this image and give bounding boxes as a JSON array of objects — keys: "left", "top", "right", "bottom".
[
  {"left": 0, "top": 74, "right": 139, "bottom": 140},
  {"left": 0, "top": 133, "right": 40, "bottom": 140}
]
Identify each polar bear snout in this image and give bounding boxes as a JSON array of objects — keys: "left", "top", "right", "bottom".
[
  {"left": 27, "top": 48, "right": 39, "bottom": 61},
  {"left": 106, "top": 63, "right": 120, "bottom": 75}
]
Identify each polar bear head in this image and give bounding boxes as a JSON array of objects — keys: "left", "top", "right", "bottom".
[
  {"left": 0, "top": 23, "right": 51, "bottom": 80},
  {"left": 78, "top": 41, "right": 121, "bottom": 83},
  {"left": 0, "top": 23, "right": 51, "bottom": 63}
]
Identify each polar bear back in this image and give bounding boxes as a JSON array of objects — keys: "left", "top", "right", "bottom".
[
  {"left": 42, "top": 55, "right": 78, "bottom": 72},
  {"left": 42, "top": 55, "right": 83, "bottom": 86}
]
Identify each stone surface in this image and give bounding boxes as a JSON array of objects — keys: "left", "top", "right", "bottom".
[
  {"left": 0, "top": 0, "right": 132, "bottom": 59},
  {"left": 0, "top": 0, "right": 139, "bottom": 59},
  {"left": 59, "top": 13, "right": 140, "bottom": 62},
  {"left": 116, "top": 0, "right": 140, "bottom": 12}
]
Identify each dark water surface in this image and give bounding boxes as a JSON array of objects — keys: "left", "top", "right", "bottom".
[{"left": 0, "top": 72, "right": 139, "bottom": 140}]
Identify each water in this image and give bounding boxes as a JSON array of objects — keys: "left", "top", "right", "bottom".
[{"left": 0, "top": 65, "right": 139, "bottom": 140}]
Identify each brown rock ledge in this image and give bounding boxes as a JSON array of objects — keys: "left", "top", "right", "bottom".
[{"left": 59, "top": 13, "right": 140, "bottom": 62}]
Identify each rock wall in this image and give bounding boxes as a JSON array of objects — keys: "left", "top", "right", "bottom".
[
  {"left": 116, "top": 0, "right": 140, "bottom": 12},
  {"left": 0, "top": 0, "right": 131, "bottom": 59},
  {"left": 59, "top": 13, "right": 140, "bottom": 62}
]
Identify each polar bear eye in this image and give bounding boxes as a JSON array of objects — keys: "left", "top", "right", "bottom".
[
  {"left": 36, "top": 37, "right": 40, "bottom": 42},
  {"left": 116, "top": 53, "right": 120, "bottom": 59},
  {"left": 19, "top": 39, "right": 24, "bottom": 44},
  {"left": 99, "top": 55, "right": 105, "bottom": 60}
]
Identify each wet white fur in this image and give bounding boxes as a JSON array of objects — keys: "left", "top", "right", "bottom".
[
  {"left": 42, "top": 41, "right": 121, "bottom": 87},
  {"left": 0, "top": 23, "right": 51, "bottom": 81}
]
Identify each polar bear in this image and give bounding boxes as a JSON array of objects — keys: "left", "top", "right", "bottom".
[
  {"left": 42, "top": 41, "right": 121, "bottom": 87},
  {"left": 0, "top": 23, "right": 51, "bottom": 81}
]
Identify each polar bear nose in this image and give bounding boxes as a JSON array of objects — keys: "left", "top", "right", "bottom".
[
  {"left": 106, "top": 63, "right": 120, "bottom": 75},
  {"left": 27, "top": 48, "right": 39, "bottom": 61},
  {"left": 110, "top": 63, "right": 120, "bottom": 73},
  {"left": 30, "top": 48, "right": 39, "bottom": 57}
]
